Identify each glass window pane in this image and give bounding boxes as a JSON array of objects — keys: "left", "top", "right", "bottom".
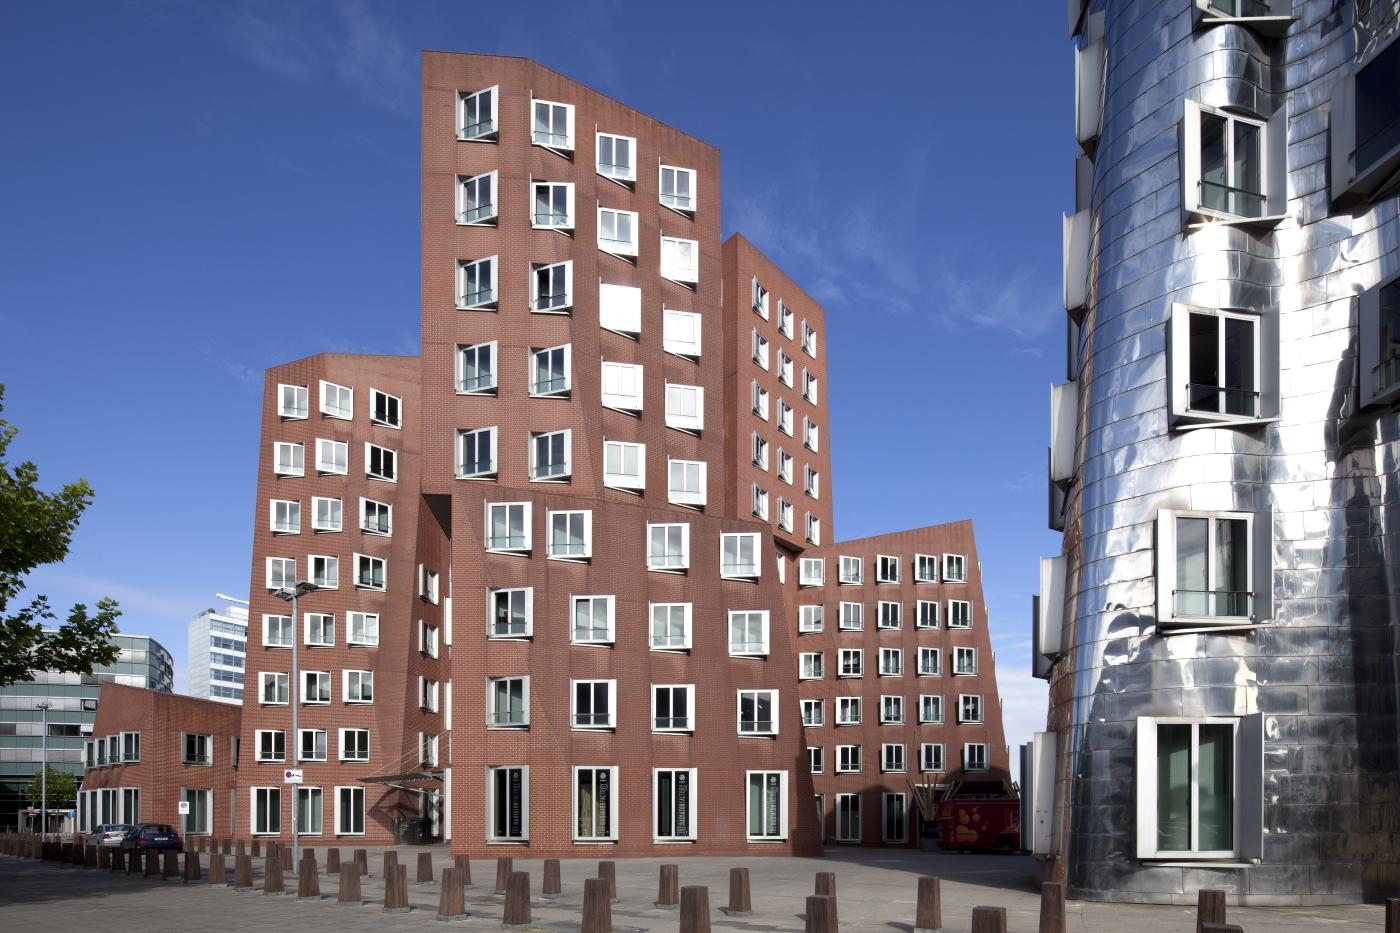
[
  {"left": 1175, "top": 517, "right": 1209, "bottom": 615},
  {"left": 1198, "top": 723, "right": 1234, "bottom": 851},
  {"left": 1156, "top": 723, "right": 1192, "bottom": 852}
]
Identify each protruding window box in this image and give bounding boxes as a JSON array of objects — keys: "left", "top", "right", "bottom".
[
  {"left": 1192, "top": 0, "right": 1296, "bottom": 38},
  {"left": 1181, "top": 100, "right": 1287, "bottom": 229},
  {"left": 1166, "top": 303, "right": 1279, "bottom": 428},
  {"left": 1331, "top": 32, "right": 1400, "bottom": 206},
  {"left": 1156, "top": 509, "right": 1271, "bottom": 632}
]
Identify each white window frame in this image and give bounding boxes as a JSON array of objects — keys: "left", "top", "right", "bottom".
[
  {"left": 651, "top": 684, "right": 695, "bottom": 734},
  {"left": 571, "top": 595, "right": 616, "bottom": 646},
  {"left": 339, "top": 728, "right": 369, "bottom": 762},
  {"left": 804, "top": 417, "right": 819, "bottom": 452},
  {"left": 801, "top": 699, "right": 824, "bottom": 728},
  {"left": 737, "top": 689, "right": 779, "bottom": 736},
  {"left": 334, "top": 786, "right": 365, "bottom": 836},
  {"left": 839, "top": 556, "right": 862, "bottom": 584},
  {"left": 530, "top": 180, "right": 575, "bottom": 230},
  {"left": 458, "top": 426, "right": 498, "bottom": 479},
  {"left": 720, "top": 532, "right": 761, "bottom": 580},
  {"left": 959, "top": 694, "right": 984, "bottom": 724},
  {"left": 920, "top": 695, "right": 944, "bottom": 724},
  {"left": 880, "top": 695, "right": 905, "bottom": 724},
  {"left": 354, "top": 553, "right": 386, "bottom": 591},
  {"left": 752, "top": 484, "right": 769, "bottom": 520},
  {"left": 360, "top": 497, "right": 392, "bottom": 536},
  {"left": 876, "top": 555, "right": 900, "bottom": 583},
  {"left": 660, "top": 235, "right": 699, "bottom": 284},
  {"left": 662, "top": 308, "right": 702, "bottom": 358},
  {"left": 798, "top": 604, "right": 824, "bottom": 633},
  {"left": 915, "top": 553, "right": 939, "bottom": 583},
  {"left": 838, "top": 601, "right": 864, "bottom": 631},
  {"left": 954, "top": 646, "right": 979, "bottom": 675},
  {"left": 882, "top": 792, "right": 909, "bottom": 843},
  {"left": 301, "top": 670, "right": 331, "bottom": 705},
  {"left": 418, "top": 620, "right": 439, "bottom": 658},
  {"left": 777, "top": 401, "right": 792, "bottom": 435},
  {"left": 839, "top": 647, "right": 864, "bottom": 678},
  {"left": 649, "top": 602, "right": 693, "bottom": 651},
  {"left": 963, "top": 743, "right": 990, "bottom": 772},
  {"left": 802, "top": 320, "right": 818, "bottom": 356},
  {"left": 948, "top": 600, "right": 973, "bottom": 628},
  {"left": 529, "top": 429, "right": 571, "bottom": 482},
  {"left": 799, "top": 652, "right": 824, "bottom": 680},
  {"left": 917, "top": 600, "right": 940, "bottom": 628},
  {"left": 602, "top": 440, "right": 646, "bottom": 491},
  {"left": 596, "top": 131, "right": 636, "bottom": 182},
  {"left": 251, "top": 787, "right": 280, "bottom": 835},
  {"left": 835, "top": 745, "right": 862, "bottom": 774},
  {"left": 270, "top": 499, "right": 300, "bottom": 535},
  {"left": 597, "top": 206, "right": 639, "bottom": 257},
  {"left": 260, "top": 672, "right": 289, "bottom": 706},
  {"left": 273, "top": 442, "right": 303, "bottom": 477},
  {"left": 880, "top": 647, "right": 904, "bottom": 677},
  {"left": 571, "top": 679, "right": 617, "bottom": 730},
  {"left": 486, "top": 765, "right": 529, "bottom": 841},
  {"left": 312, "top": 496, "right": 342, "bottom": 532},
  {"left": 809, "top": 746, "right": 824, "bottom": 774},
  {"left": 458, "top": 85, "right": 498, "bottom": 141},
  {"left": 304, "top": 612, "right": 334, "bottom": 648},
  {"left": 944, "top": 553, "right": 968, "bottom": 582},
  {"left": 918, "top": 647, "right": 942, "bottom": 677},
  {"left": 487, "top": 587, "right": 533, "bottom": 639},
  {"left": 751, "top": 380, "right": 769, "bottom": 419},
  {"left": 1182, "top": 99, "right": 1285, "bottom": 226},
  {"left": 314, "top": 438, "right": 347, "bottom": 475},
  {"left": 921, "top": 743, "right": 946, "bottom": 773},
  {"left": 877, "top": 601, "right": 902, "bottom": 629},
  {"left": 664, "top": 383, "right": 704, "bottom": 433},
  {"left": 278, "top": 384, "right": 308, "bottom": 419},
  {"left": 647, "top": 522, "right": 690, "bottom": 572},
  {"left": 529, "top": 344, "right": 571, "bottom": 398},
  {"left": 572, "top": 766, "right": 619, "bottom": 842},
  {"left": 457, "top": 256, "right": 497, "bottom": 309},
  {"left": 547, "top": 508, "right": 592, "bottom": 561},
  {"left": 1167, "top": 303, "right": 1271, "bottom": 425},
  {"left": 745, "top": 771, "right": 788, "bottom": 841},
  {"left": 342, "top": 670, "right": 374, "bottom": 704},
  {"left": 265, "top": 557, "right": 295, "bottom": 592},
  {"left": 882, "top": 743, "right": 907, "bottom": 774},
  {"left": 262, "top": 614, "right": 292, "bottom": 649},
  {"left": 752, "top": 330, "right": 770, "bottom": 369},
  {"left": 799, "top": 558, "right": 824, "bottom": 586},
  {"left": 777, "top": 350, "right": 794, "bottom": 386},
  {"left": 457, "top": 170, "right": 498, "bottom": 225},
  {"left": 308, "top": 554, "right": 338, "bottom": 590},
  {"left": 835, "top": 793, "right": 861, "bottom": 843},
  {"left": 319, "top": 380, "right": 353, "bottom": 420},
  {"left": 254, "top": 729, "right": 285, "bottom": 763},
  {"left": 667, "top": 458, "right": 707, "bottom": 508},
  {"left": 298, "top": 728, "right": 328, "bottom": 763},
  {"left": 487, "top": 676, "right": 529, "bottom": 729},
  {"left": 364, "top": 442, "right": 397, "bottom": 482},
  {"left": 531, "top": 260, "right": 573, "bottom": 313},
  {"left": 599, "top": 282, "right": 641, "bottom": 336},
  {"left": 457, "top": 340, "right": 497, "bottom": 394},
  {"left": 836, "top": 697, "right": 862, "bottom": 726},
  {"left": 728, "top": 610, "right": 770, "bottom": 658},
  {"left": 486, "top": 501, "right": 532, "bottom": 553},
  {"left": 752, "top": 433, "right": 769, "bottom": 470},
  {"left": 659, "top": 164, "right": 696, "bottom": 214},
  {"left": 347, "top": 612, "right": 378, "bottom": 647},
  {"left": 531, "top": 98, "right": 574, "bottom": 151},
  {"left": 1156, "top": 509, "right": 1259, "bottom": 627},
  {"left": 600, "top": 361, "right": 644, "bottom": 412}
]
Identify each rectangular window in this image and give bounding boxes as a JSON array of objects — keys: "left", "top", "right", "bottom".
[
  {"left": 663, "top": 308, "right": 702, "bottom": 357},
  {"left": 959, "top": 694, "right": 984, "bottom": 724},
  {"left": 1135, "top": 716, "right": 1260, "bottom": 859},
  {"left": 458, "top": 426, "right": 498, "bottom": 478},
  {"left": 836, "top": 697, "right": 862, "bottom": 725},
  {"left": 799, "top": 604, "right": 824, "bottom": 633},
  {"left": 802, "top": 320, "right": 817, "bottom": 356},
  {"left": 315, "top": 438, "right": 347, "bottom": 475},
  {"left": 183, "top": 733, "right": 212, "bottom": 765},
  {"left": 360, "top": 498, "right": 391, "bottom": 535},
  {"left": 800, "top": 652, "right": 824, "bottom": 680},
  {"left": 457, "top": 171, "right": 497, "bottom": 224},
  {"left": 354, "top": 553, "right": 385, "bottom": 590},
  {"left": 920, "top": 695, "right": 944, "bottom": 724},
  {"left": 532, "top": 98, "right": 574, "bottom": 150},
  {"left": 914, "top": 554, "right": 939, "bottom": 583},
  {"left": 803, "top": 369, "right": 819, "bottom": 404},
  {"left": 573, "top": 766, "right": 618, "bottom": 841},
  {"left": 308, "top": 554, "right": 338, "bottom": 590},
  {"left": 752, "top": 433, "right": 769, "bottom": 469},
  {"left": 964, "top": 743, "right": 989, "bottom": 772},
  {"left": 1183, "top": 99, "right": 1282, "bottom": 223},
  {"left": 652, "top": 684, "right": 694, "bottom": 732},
  {"left": 418, "top": 620, "right": 439, "bottom": 657},
  {"left": 279, "top": 384, "right": 308, "bottom": 419},
  {"left": 571, "top": 595, "right": 616, "bottom": 645},
  {"left": 777, "top": 401, "right": 793, "bottom": 435},
  {"left": 721, "top": 532, "right": 761, "bottom": 579},
  {"left": 882, "top": 743, "right": 906, "bottom": 773},
  {"left": 839, "top": 602, "right": 864, "bottom": 630},
  {"left": 778, "top": 499, "right": 794, "bottom": 531},
  {"left": 877, "top": 555, "right": 900, "bottom": 583},
  {"left": 948, "top": 600, "right": 972, "bottom": 628},
  {"left": 343, "top": 669, "right": 374, "bottom": 703},
  {"left": 778, "top": 300, "right": 794, "bottom": 338},
  {"left": 882, "top": 793, "right": 908, "bottom": 842},
  {"left": 729, "top": 610, "right": 769, "bottom": 657},
  {"left": 457, "top": 341, "right": 497, "bottom": 393},
  {"left": 252, "top": 787, "right": 280, "bottom": 835},
  {"left": 596, "top": 132, "right": 635, "bottom": 181},
  {"left": 365, "top": 443, "right": 396, "bottom": 481},
  {"left": 572, "top": 680, "right": 615, "bottom": 729},
  {"left": 336, "top": 786, "right": 365, "bottom": 836},
  {"left": 878, "top": 601, "right": 902, "bottom": 629},
  {"left": 746, "top": 771, "right": 787, "bottom": 840},
  {"left": 597, "top": 207, "right": 639, "bottom": 256},
  {"left": 296, "top": 786, "right": 322, "bottom": 836},
  {"left": 944, "top": 553, "right": 968, "bottom": 582},
  {"left": 879, "top": 648, "right": 903, "bottom": 677},
  {"left": 312, "top": 496, "right": 342, "bottom": 532},
  {"left": 807, "top": 746, "right": 824, "bottom": 774},
  {"left": 487, "top": 676, "right": 528, "bottom": 728},
  {"left": 649, "top": 602, "right": 692, "bottom": 650},
  {"left": 751, "top": 381, "right": 770, "bottom": 421},
  {"left": 488, "top": 588, "right": 532, "bottom": 638},
  {"left": 839, "top": 648, "right": 863, "bottom": 678},
  {"left": 804, "top": 417, "right": 819, "bottom": 452},
  {"left": 487, "top": 766, "right": 529, "bottom": 841},
  {"left": 954, "top": 647, "right": 978, "bottom": 675},
  {"left": 531, "top": 181, "right": 574, "bottom": 230},
  {"left": 420, "top": 732, "right": 439, "bottom": 767},
  {"left": 255, "top": 730, "right": 285, "bottom": 762},
  {"left": 752, "top": 330, "right": 770, "bottom": 369},
  {"left": 599, "top": 282, "right": 641, "bottom": 335},
  {"left": 654, "top": 768, "right": 697, "bottom": 841},
  {"left": 603, "top": 440, "right": 645, "bottom": 491},
  {"left": 270, "top": 499, "right": 300, "bottom": 534},
  {"left": 659, "top": 164, "right": 696, "bottom": 212},
  {"left": 420, "top": 565, "right": 438, "bottom": 604},
  {"left": 339, "top": 729, "right": 369, "bottom": 762},
  {"left": 260, "top": 673, "right": 288, "bottom": 705},
  {"left": 921, "top": 743, "right": 946, "bottom": 772},
  {"left": 835, "top": 793, "right": 861, "bottom": 842},
  {"left": 777, "top": 350, "right": 794, "bottom": 386},
  {"left": 647, "top": 522, "right": 689, "bottom": 571},
  {"left": 752, "top": 484, "right": 769, "bottom": 520},
  {"left": 1159, "top": 510, "right": 1255, "bottom": 623},
  {"left": 802, "top": 699, "right": 824, "bottom": 727},
  {"left": 881, "top": 695, "right": 905, "bottom": 725},
  {"left": 304, "top": 612, "right": 334, "bottom": 647},
  {"left": 660, "top": 236, "right": 699, "bottom": 283},
  {"left": 1169, "top": 305, "right": 1263, "bottom": 422},
  {"left": 347, "top": 612, "right": 379, "bottom": 647},
  {"left": 299, "top": 729, "right": 327, "bottom": 763},
  {"left": 600, "top": 361, "right": 644, "bottom": 412},
  {"left": 667, "top": 459, "right": 706, "bottom": 507},
  {"left": 531, "top": 260, "right": 573, "bottom": 312},
  {"left": 302, "top": 670, "right": 331, "bottom": 705},
  {"left": 805, "top": 513, "right": 821, "bottom": 545},
  {"left": 838, "top": 556, "right": 862, "bottom": 584},
  {"left": 419, "top": 676, "right": 440, "bottom": 713},
  {"left": 798, "top": 558, "right": 824, "bottom": 586},
  {"left": 547, "top": 509, "right": 591, "bottom": 560},
  {"left": 458, "top": 256, "right": 497, "bottom": 309},
  {"left": 182, "top": 788, "right": 212, "bottom": 836},
  {"left": 665, "top": 384, "right": 704, "bottom": 432},
  {"left": 804, "top": 466, "right": 820, "bottom": 499},
  {"left": 530, "top": 429, "right": 571, "bottom": 481},
  {"left": 458, "top": 85, "right": 497, "bottom": 140},
  {"left": 263, "top": 614, "right": 292, "bottom": 648},
  {"left": 836, "top": 745, "right": 862, "bottom": 774},
  {"left": 917, "top": 600, "right": 940, "bottom": 628},
  {"left": 918, "top": 647, "right": 942, "bottom": 677},
  {"left": 273, "top": 442, "right": 304, "bottom": 477},
  {"left": 738, "top": 689, "right": 777, "bottom": 734},
  {"left": 320, "top": 380, "right": 353, "bottom": 419},
  {"left": 486, "top": 501, "right": 531, "bottom": 552}
]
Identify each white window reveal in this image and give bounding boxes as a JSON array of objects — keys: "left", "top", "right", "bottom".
[
  {"left": 603, "top": 440, "right": 645, "bottom": 491},
  {"left": 663, "top": 309, "right": 702, "bottom": 358},
  {"left": 573, "top": 766, "right": 618, "bottom": 842},
  {"left": 649, "top": 603, "right": 692, "bottom": 651},
  {"left": 365, "top": 443, "right": 396, "bottom": 482},
  {"left": 531, "top": 260, "right": 572, "bottom": 313},
  {"left": 532, "top": 99, "right": 574, "bottom": 151},
  {"left": 647, "top": 523, "right": 689, "bottom": 571},
  {"left": 320, "top": 381, "right": 352, "bottom": 419},
  {"left": 720, "top": 533, "right": 761, "bottom": 579},
  {"left": 667, "top": 459, "right": 706, "bottom": 507},
  {"left": 664, "top": 383, "right": 704, "bottom": 432},
  {"left": 458, "top": 86, "right": 497, "bottom": 141},
  {"left": 660, "top": 236, "right": 699, "bottom": 284},
  {"left": 458, "top": 256, "right": 497, "bottom": 309},
  {"left": 488, "top": 587, "right": 532, "bottom": 639},
  {"left": 279, "top": 384, "right": 308, "bottom": 419},
  {"left": 600, "top": 362, "right": 644, "bottom": 412},
  {"left": 458, "top": 171, "right": 497, "bottom": 225},
  {"left": 530, "top": 344, "right": 571, "bottom": 397},
  {"left": 273, "top": 442, "right": 304, "bottom": 477},
  {"left": 486, "top": 501, "right": 531, "bottom": 553},
  {"left": 1157, "top": 509, "right": 1264, "bottom": 627},
  {"left": 530, "top": 429, "right": 571, "bottom": 481},
  {"left": 531, "top": 181, "right": 574, "bottom": 230},
  {"left": 458, "top": 426, "right": 497, "bottom": 479},
  {"left": 598, "top": 207, "right": 639, "bottom": 257},
  {"left": 1167, "top": 303, "right": 1274, "bottom": 425},
  {"left": 596, "top": 132, "right": 635, "bottom": 182},
  {"left": 659, "top": 164, "right": 696, "bottom": 213},
  {"left": 599, "top": 282, "right": 641, "bottom": 336},
  {"left": 548, "top": 509, "right": 591, "bottom": 560},
  {"left": 1182, "top": 99, "right": 1285, "bottom": 226},
  {"left": 737, "top": 689, "right": 778, "bottom": 734},
  {"left": 799, "top": 558, "right": 824, "bottom": 587},
  {"left": 729, "top": 611, "right": 770, "bottom": 658},
  {"left": 571, "top": 595, "right": 616, "bottom": 645}
]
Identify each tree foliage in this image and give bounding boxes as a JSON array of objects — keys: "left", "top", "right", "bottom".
[
  {"left": 0, "top": 385, "right": 121, "bottom": 686},
  {"left": 24, "top": 765, "right": 77, "bottom": 806}
]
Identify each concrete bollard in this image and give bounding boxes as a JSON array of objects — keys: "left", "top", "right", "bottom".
[
  {"left": 815, "top": 871, "right": 836, "bottom": 898},
  {"left": 144, "top": 849, "right": 160, "bottom": 877},
  {"left": 454, "top": 853, "right": 473, "bottom": 887},
  {"left": 222, "top": 839, "right": 231, "bottom": 855},
  {"left": 97, "top": 845, "right": 110, "bottom": 870},
  {"left": 382, "top": 849, "right": 398, "bottom": 883},
  {"left": 1388, "top": 899, "right": 1400, "bottom": 933},
  {"left": 233, "top": 854, "right": 252, "bottom": 890},
  {"left": 110, "top": 846, "right": 124, "bottom": 872},
  {"left": 235, "top": 839, "right": 245, "bottom": 859},
  {"left": 416, "top": 850, "right": 433, "bottom": 884},
  {"left": 970, "top": 906, "right": 1008, "bottom": 933},
  {"left": 503, "top": 870, "right": 531, "bottom": 926},
  {"left": 583, "top": 877, "right": 613, "bottom": 933},
  {"left": 384, "top": 863, "right": 409, "bottom": 912},
  {"left": 326, "top": 847, "right": 341, "bottom": 875},
  {"left": 599, "top": 860, "right": 620, "bottom": 902},
  {"left": 251, "top": 840, "right": 260, "bottom": 858},
  {"left": 263, "top": 854, "right": 285, "bottom": 895},
  {"left": 436, "top": 867, "right": 467, "bottom": 921},
  {"left": 210, "top": 851, "right": 226, "bottom": 886},
  {"left": 298, "top": 855, "right": 321, "bottom": 899},
  {"left": 680, "top": 885, "right": 710, "bottom": 933},
  {"left": 85, "top": 844, "right": 98, "bottom": 868},
  {"left": 1197, "top": 889, "right": 1227, "bottom": 933},
  {"left": 496, "top": 856, "right": 514, "bottom": 895},
  {"left": 338, "top": 862, "right": 362, "bottom": 906},
  {"left": 915, "top": 876, "right": 942, "bottom": 933},
  {"left": 128, "top": 847, "right": 142, "bottom": 875},
  {"left": 354, "top": 848, "right": 368, "bottom": 876},
  {"left": 805, "top": 895, "right": 837, "bottom": 933},
  {"left": 1201, "top": 925, "right": 1243, "bottom": 933},
  {"left": 542, "top": 858, "right": 561, "bottom": 898},
  {"left": 279, "top": 845, "right": 292, "bottom": 871},
  {"left": 1040, "top": 881, "right": 1065, "bottom": 933},
  {"left": 656, "top": 863, "right": 679, "bottom": 909},
  {"left": 727, "top": 867, "right": 752, "bottom": 916},
  {"left": 184, "top": 850, "right": 202, "bottom": 883}
]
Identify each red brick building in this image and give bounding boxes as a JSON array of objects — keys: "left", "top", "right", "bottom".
[{"left": 83, "top": 51, "right": 1008, "bottom": 854}]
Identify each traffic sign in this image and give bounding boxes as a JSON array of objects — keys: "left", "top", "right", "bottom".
[
  {"left": 283, "top": 768, "right": 304, "bottom": 784},
  {"left": 177, "top": 801, "right": 190, "bottom": 815}
]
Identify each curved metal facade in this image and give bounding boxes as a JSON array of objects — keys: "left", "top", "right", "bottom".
[{"left": 1044, "top": 0, "right": 1400, "bottom": 905}]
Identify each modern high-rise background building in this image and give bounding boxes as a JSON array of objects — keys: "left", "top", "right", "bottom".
[
  {"left": 1025, "top": 0, "right": 1400, "bottom": 905},
  {"left": 186, "top": 598, "right": 249, "bottom": 705},
  {"left": 79, "top": 51, "right": 1010, "bottom": 853},
  {"left": 1, "top": 632, "right": 172, "bottom": 831}
]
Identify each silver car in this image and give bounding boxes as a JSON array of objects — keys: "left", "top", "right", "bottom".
[{"left": 87, "top": 823, "right": 131, "bottom": 847}]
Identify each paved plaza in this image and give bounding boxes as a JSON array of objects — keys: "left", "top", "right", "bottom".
[{"left": 0, "top": 846, "right": 1388, "bottom": 932}]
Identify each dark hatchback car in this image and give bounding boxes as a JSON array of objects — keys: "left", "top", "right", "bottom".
[{"left": 120, "top": 823, "right": 182, "bottom": 851}]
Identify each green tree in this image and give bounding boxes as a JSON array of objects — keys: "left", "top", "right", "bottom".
[
  {"left": 0, "top": 385, "right": 121, "bottom": 686},
  {"left": 24, "top": 765, "right": 77, "bottom": 806}
]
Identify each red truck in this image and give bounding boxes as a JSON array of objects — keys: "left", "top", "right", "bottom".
[{"left": 935, "top": 781, "right": 1021, "bottom": 853}]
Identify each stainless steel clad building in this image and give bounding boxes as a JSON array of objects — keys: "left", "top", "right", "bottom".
[{"left": 1025, "top": 0, "right": 1400, "bottom": 906}]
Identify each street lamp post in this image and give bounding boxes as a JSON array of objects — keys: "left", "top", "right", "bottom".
[
  {"left": 36, "top": 702, "right": 51, "bottom": 837},
  {"left": 273, "top": 581, "right": 318, "bottom": 871}
]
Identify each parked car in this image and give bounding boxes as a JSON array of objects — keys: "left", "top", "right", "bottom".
[
  {"left": 87, "top": 823, "right": 132, "bottom": 847},
  {"left": 120, "top": 823, "right": 181, "bottom": 851}
]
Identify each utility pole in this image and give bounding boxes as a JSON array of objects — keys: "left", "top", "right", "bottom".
[
  {"left": 273, "top": 581, "right": 317, "bottom": 870},
  {"left": 36, "top": 702, "right": 51, "bottom": 836}
]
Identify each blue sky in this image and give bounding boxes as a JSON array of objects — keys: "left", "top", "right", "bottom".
[{"left": 0, "top": 1, "right": 1065, "bottom": 759}]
